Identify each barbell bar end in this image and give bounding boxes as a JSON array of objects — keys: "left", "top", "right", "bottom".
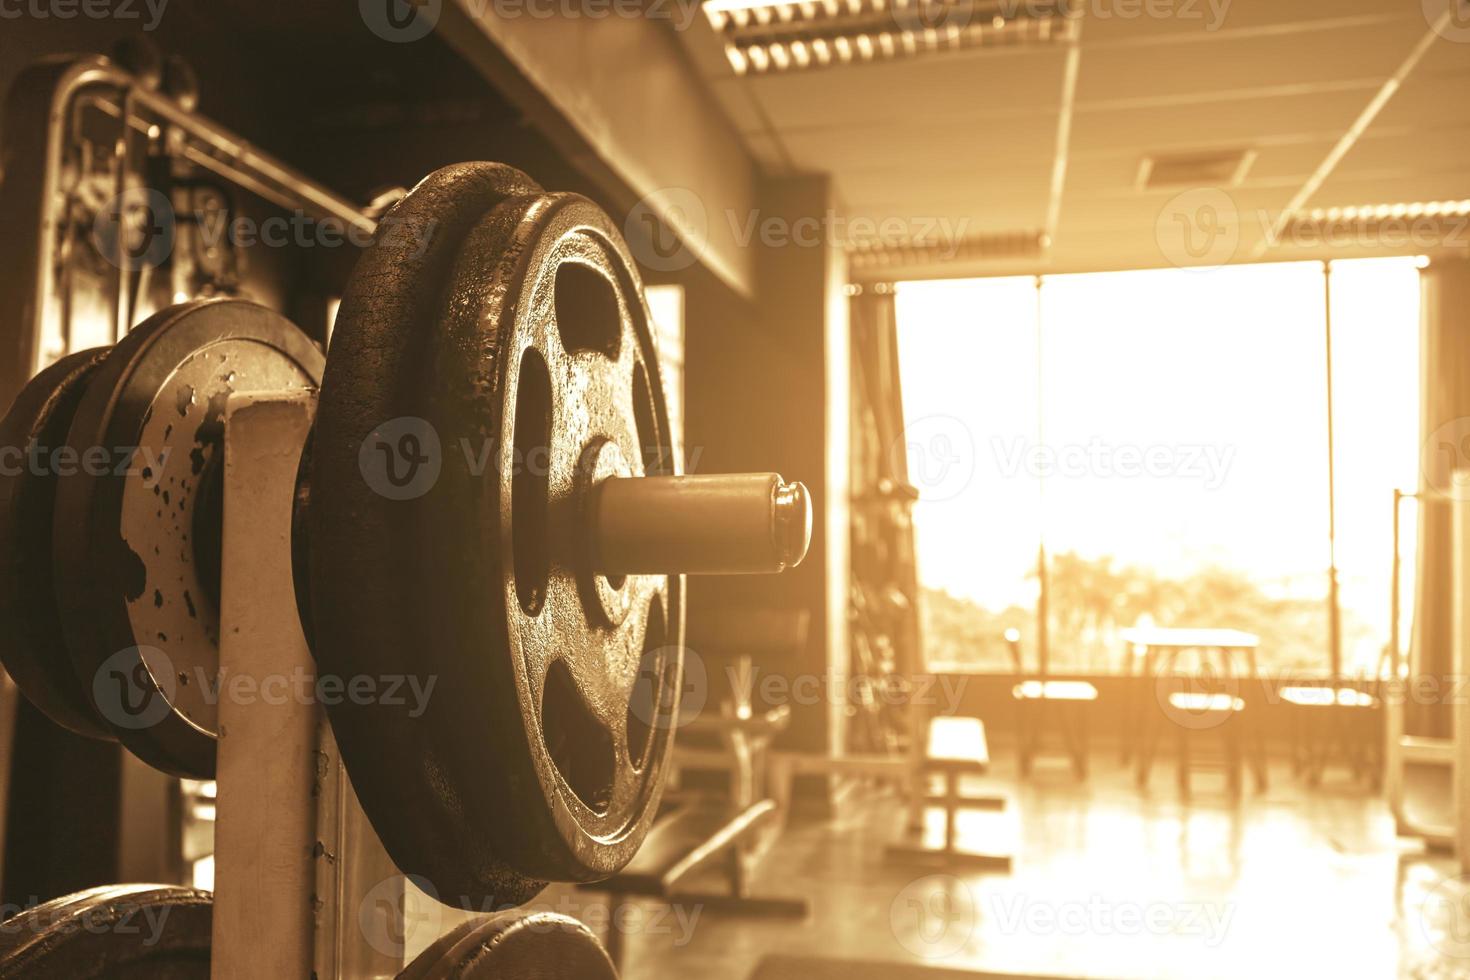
[
  {"left": 591, "top": 473, "right": 813, "bottom": 576},
  {"left": 772, "top": 479, "right": 812, "bottom": 571}
]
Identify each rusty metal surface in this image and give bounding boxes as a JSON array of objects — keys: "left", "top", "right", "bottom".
[
  {"left": 429, "top": 191, "right": 684, "bottom": 883},
  {"left": 308, "top": 162, "right": 551, "bottom": 910},
  {"left": 50, "top": 299, "right": 322, "bottom": 778}
]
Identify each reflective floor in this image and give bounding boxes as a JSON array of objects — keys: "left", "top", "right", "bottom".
[{"left": 543, "top": 751, "right": 1470, "bottom": 979}]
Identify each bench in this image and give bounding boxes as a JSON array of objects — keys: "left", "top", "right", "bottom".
[
  {"left": 884, "top": 716, "right": 1012, "bottom": 871},
  {"left": 591, "top": 799, "right": 802, "bottom": 909},
  {"left": 580, "top": 795, "right": 807, "bottom": 972}
]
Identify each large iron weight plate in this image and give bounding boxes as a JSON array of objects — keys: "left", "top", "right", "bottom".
[
  {"left": 308, "top": 162, "right": 550, "bottom": 908},
  {"left": 308, "top": 163, "right": 684, "bottom": 905},
  {"left": 0, "top": 884, "right": 212, "bottom": 978},
  {"left": 52, "top": 299, "right": 323, "bottom": 778},
  {"left": 0, "top": 347, "right": 114, "bottom": 739},
  {"left": 397, "top": 910, "right": 618, "bottom": 980},
  {"left": 426, "top": 191, "right": 685, "bottom": 884}
]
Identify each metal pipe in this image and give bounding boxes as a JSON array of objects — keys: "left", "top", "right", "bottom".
[
  {"left": 6, "top": 56, "right": 379, "bottom": 388},
  {"left": 591, "top": 473, "right": 811, "bottom": 575},
  {"left": 1324, "top": 260, "right": 1342, "bottom": 679},
  {"left": 1034, "top": 274, "right": 1050, "bottom": 677},
  {"left": 71, "top": 60, "right": 375, "bottom": 234},
  {"left": 1392, "top": 488, "right": 1403, "bottom": 675},
  {"left": 1453, "top": 473, "right": 1470, "bottom": 872}
]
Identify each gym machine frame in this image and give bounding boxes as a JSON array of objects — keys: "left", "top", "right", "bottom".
[
  {"left": 0, "top": 53, "right": 383, "bottom": 388},
  {"left": 0, "top": 57, "right": 416, "bottom": 974},
  {"left": 1385, "top": 481, "right": 1470, "bottom": 871}
]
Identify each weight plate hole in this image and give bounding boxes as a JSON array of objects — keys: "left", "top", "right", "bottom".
[
  {"left": 625, "top": 594, "right": 666, "bottom": 771},
  {"left": 554, "top": 263, "right": 622, "bottom": 358},
  {"left": 541, "top": 658, "right": 616, "bottom": 814},
  {"left": 513, "top": 347, "right": 552, "bottom": 616}
]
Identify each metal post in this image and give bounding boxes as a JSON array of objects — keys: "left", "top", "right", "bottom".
[
  {"left": 1323, "top": 261, "right": 1343, "bottom": 679},
  {"left": 1454, "top": 473, "right": 1470, "bottom": 871},
  {"left": 1387, "top": 489, "right": 1405, "bottom": 828},
  {"left": 211, "top": 391, "right": 405, "bottom": 979},
  {"left": 210, "top": 393, "right": 319, "bottom": 978},
  {"left": 1034, "top": 275, "right": 1050, "bottom": 678},
  {"left": 1454, "top": 472, "right": 1470, "bottom": 872},
  {"left": 1392, "top": 489, "right": 1403, "bottom": 674}
]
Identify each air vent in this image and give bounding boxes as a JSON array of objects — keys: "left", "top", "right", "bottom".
[
  {"left": 1137, "top": 149, "right": 1255, "bottom": 190},
  {"left": 848, "top": 230, "right": 1046, "bottom": 272}
]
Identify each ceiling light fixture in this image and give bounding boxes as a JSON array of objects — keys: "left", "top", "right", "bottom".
[
  {"left": 1277, "top": 200, "right": 1470, "bottom": 251},
  {"left": 1299, "top": 199, "right": 1470, "bottom": 223},
  {"left": 847, "top": 229, "right": 1046, "bottom": 271},
  {"left": 703, "top": 0, "right": 1079, "bottom": 76}
]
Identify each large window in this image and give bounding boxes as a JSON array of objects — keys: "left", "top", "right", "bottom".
[{"left": 896, "top": 258, "right": 1420, "bottom": 676}]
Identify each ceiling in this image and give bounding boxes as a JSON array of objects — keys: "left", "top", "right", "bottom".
[{"left": 678, "top": 0, "right": 1470, "bottom": 279}]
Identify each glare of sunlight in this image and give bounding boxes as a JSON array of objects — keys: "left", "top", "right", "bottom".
[{"left": 895, "top": 258, "right": 1420, "bottom": 674}]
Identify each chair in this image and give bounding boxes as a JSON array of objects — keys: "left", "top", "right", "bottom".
[
  {"left": 1280, "top": 680, "right": 1381, "bottom": 786},
  {"left": 1006, "top": 629, "right": 1097, "bottom": 779}
]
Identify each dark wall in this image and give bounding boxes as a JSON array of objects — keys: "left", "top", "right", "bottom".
[
  {"left": 0, "top": 2, "right": 595, "bottom": 196},
  {"left": 683, "top": 175, "right": 850, "bottom": 757},
  {"left": 0, "top": 0, "right": 623, "bottom": 348}
]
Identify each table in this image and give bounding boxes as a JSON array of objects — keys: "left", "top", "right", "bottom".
[
  {"left": 1120, "top": 627, "right": 1266, "bottom": 794},
  {"left": 1120, "top": 627, "right": 1261, "bottom": 678}
]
